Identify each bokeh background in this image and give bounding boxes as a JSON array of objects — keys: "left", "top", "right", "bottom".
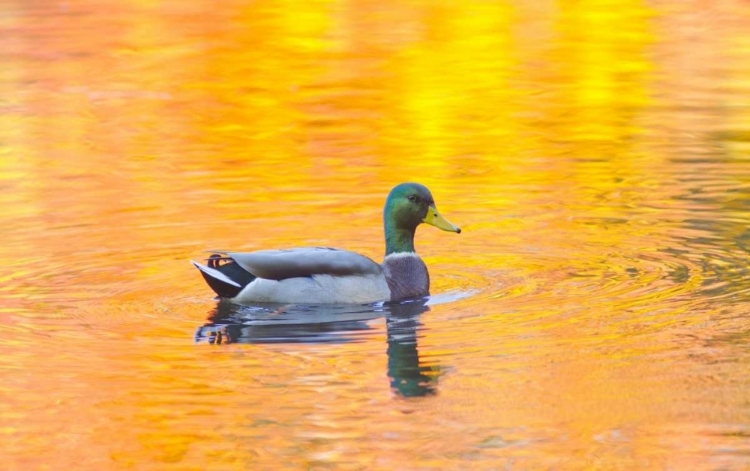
[{"left": 2, "top": 1, "right": 750, "bottom": 469}]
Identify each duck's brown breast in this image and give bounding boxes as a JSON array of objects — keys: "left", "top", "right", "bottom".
[{"left": 382, "top": 253, "right": 430, "bottom": 301}]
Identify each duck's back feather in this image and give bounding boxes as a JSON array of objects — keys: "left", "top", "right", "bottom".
[{"left": 228, "top": 247, "right": 382, "bottom": 280}]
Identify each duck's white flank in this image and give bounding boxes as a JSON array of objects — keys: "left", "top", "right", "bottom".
[{"left": 232, "top": 273, "right": 390, "bottom": 304}]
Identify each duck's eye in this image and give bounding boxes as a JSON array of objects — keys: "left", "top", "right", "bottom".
[{"left": 407, "top": 195, "right": 418, "bottom": 203}]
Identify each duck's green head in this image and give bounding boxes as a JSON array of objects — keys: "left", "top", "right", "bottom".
[{"left": 383, "top": 182, "right": 461, "bottom": 254}]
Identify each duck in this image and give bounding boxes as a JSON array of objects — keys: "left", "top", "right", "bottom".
[{"left": 191, "top": 182, "right": 461, "bottom": 304}]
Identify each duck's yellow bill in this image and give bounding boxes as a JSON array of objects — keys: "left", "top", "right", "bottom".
[{"left": 423, "top": 206, "right": 461, "bottom": 233}]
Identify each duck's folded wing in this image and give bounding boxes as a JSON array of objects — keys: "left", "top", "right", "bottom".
[{"left": 228, "top": 247, "right": 382, "bottom": 280}]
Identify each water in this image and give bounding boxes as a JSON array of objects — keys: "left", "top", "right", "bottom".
[{"left": 2, "top": 1, "right": 750, "bottom": 469}]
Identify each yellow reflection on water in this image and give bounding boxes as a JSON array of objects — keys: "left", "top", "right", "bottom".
[{"left": 2, "top": 0, "right": 750, "bottom": 469}]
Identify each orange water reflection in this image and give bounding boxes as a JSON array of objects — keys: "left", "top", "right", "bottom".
[{"left": 2, "top": 0, "right": 750, "bottom": 469}]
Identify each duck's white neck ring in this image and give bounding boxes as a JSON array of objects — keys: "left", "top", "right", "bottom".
[{"left": 384, "top": 251, "right": 420, "bottom": 261}]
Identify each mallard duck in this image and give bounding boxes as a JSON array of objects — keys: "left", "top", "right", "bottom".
[{"left": 192, "top": 182, "right": 461, "bottom": 304}]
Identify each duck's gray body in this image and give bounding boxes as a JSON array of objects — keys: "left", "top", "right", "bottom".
[
  {"left": 192, "top": 247, "right": 429, "bottom": 304},
  {"left": 192, "top": 182, "right": 460, "bottom": 305}
]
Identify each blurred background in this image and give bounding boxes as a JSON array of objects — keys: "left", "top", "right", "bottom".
[{"left": 1, "top": 0, "right": 750, "bottom": 469}]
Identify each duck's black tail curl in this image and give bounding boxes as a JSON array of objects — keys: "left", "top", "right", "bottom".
[{"left": 192, "top": 254, "right": 256, "bottom": 298}]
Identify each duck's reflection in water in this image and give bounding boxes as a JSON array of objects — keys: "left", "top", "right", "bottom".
[
  {"left": 385, "top": 300, "right": 438, "bottom": 397},
  {"left": 195, "top": 298, "right": 439, "bottom": 396}
]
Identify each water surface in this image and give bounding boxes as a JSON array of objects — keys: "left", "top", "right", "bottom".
[{"left": 2, "top": 1, "right": 750, "bottom": 469}]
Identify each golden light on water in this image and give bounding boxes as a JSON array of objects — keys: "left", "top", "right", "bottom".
[{"left": 2, "top": 0, "right": 750, "bottom": 469}]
